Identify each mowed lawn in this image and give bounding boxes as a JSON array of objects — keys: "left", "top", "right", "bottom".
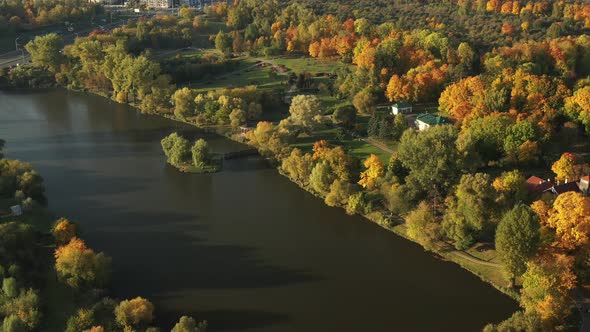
[
  {"left": 291, "top": 126, "right": 392, "bottom": 163},
  {"left": 269, "top": 56, "right": 351, "bottom": 74}
]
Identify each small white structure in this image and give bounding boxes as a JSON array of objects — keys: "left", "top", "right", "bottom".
[
  {"left": 414, "top": 113, "right": 450, "bottom": 131},
  {"left": 581, "top": 175, "right": 589, "bottom": 195},
  {"left": 391, "top": 103, "right": 412, "bottom": 115},
  {"left": 10, "top": 205, "right": 22, "bottom": 216}
]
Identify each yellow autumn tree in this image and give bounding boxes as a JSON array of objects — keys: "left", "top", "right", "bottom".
[
  {"left": 55, "top": 237, "right": 112, "bottom": 289},
  {"left": 551, "top": 152, "right": 589, "bottom": 182},
  {"left": 546, "top": 191, "right": 590, "bottom": 250},
  {"left": 521, "top": 254, "right": 577, "bottom": 322},
  {"left": 114, "top": 297, "right": 154, "bottom": 329},
  {"left": 531, "top": 200, "right": 551, "bottom": 226},
  {"left": 358, "top": 154, "right": 384, "bottom": 189},
  {"left": 52, "top": 218, "right": 76, "bottom": 245}
]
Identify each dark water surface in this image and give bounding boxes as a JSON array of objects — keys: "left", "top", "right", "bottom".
[{"left": 0, "top": 90, "right": 518, "bottom": 331}]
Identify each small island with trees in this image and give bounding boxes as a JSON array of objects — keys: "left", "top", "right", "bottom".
[{"left": 161, "top": 133, "right": 220, "bottom": 173}]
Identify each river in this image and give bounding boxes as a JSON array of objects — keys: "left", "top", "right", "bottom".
[{"left": 0, "top": 89, "right": 518, "bottom": 331}]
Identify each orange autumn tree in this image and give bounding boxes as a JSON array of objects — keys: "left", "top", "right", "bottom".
[
  {"left": 385, "top": 61, "right": 448, "bottom": 103},
  {"left": 52, "top": 217, "right": 77, "bottom": 245},
  {"left": 438, "top": 76, "right": 486, "bottom": 122},
  {"left": 312, "top": 140, "right": 330, "bottom": 160},
  {"left": 546, "top": 192, "right": 590, "bottom": 250},
  {"left": 358, "top": 154, "right": 384, "bottom": 189}
]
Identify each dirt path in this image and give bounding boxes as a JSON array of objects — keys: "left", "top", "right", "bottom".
[
  {"left": 450, "top": 250, "right": 502, "bottom": 267},
  {"left": 363, "top": 137, "right": 395, "bottom": 154}
]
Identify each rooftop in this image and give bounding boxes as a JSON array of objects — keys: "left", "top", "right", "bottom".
[
  {"left": 415, "top": 113, "right": 450, "bottom": 126},
  {"left": 526, "top": 176, "right": 553, "bottom": 193},
  {"left": 392, "top": 102, "right": 412, "bottom": 108},
  {"left": 551, "top": 181, "right": 581, "bottom": 195}
]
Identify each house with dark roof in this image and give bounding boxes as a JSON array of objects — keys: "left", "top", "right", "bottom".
[
  {"left": 526, "top": 176, "right": 553, "bottom": 194},
  {"left": 415, "top": 113, "right": 451, "bottom": 131},
  {"left": 547, "top": 181, "right": 581, "bottom": 195},
  {"left": 391, "top": 103, "right": 412, "bottom": 115}
]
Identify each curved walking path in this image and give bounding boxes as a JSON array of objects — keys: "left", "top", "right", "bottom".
[
  {"left": 450, "top": 250, "right": 502, "bottom": 267},
  {"left": 363, "top": 137, "right": 395, "bottom": 154}
]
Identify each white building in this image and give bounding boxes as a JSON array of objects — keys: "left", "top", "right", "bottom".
[
  {"left": 414, "top": 113, "right": 450, "bottom": 131},
  {"left": 140, "top": 0, "right": 172, "bottom": 8},
  {"left": 391, "top": 102, "right": 412, "bottom": 115}
]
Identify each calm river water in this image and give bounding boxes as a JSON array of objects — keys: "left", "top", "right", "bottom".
[{"left": 0, "top": 90, "right": 518, "bottom": 331}]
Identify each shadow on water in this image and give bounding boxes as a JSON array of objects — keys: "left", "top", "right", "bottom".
[
  {"left": 170, "top": 309, "right": 290, "bottom": 331},
  {"left": 0, "top": 90, "right": 520, "bottom": 332}
]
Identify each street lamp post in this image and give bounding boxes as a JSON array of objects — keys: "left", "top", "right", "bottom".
[{"left": 15, "top": 36, "right": 20, "bottom": 51}]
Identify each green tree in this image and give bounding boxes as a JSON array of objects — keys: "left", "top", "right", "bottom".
[
  {"left": 24, "top": 33, "right": 63, "bottom": 72},
  {"left": 325, "top": 180, "right": 354, "bottom": 207},
  {"left": 2, "top": 277, "right": 18, "bottom": 298},
  {"left": 0, "top": 288, "right": 41, "bottom": 329},
  {"left": 55, "top": 238, "right": 112, "bottom": 290},
  {"left": 215, "top": 31, "right": 233, "bottom": 54},
  {"left": 457, "top": 42, "right": 476, "bottom": 72},
  {"left": 346, "top": 192, "right": 367, "bottom": 215},
  {"left": 503, "top": 121, "right": 538, "bottom": 161},
  {"left": 442, "top": 173, "right": 497, "bottom": 249},
  {"left": 405, "top": 201, "right": 441, "bottom": 250},
  {"left": 309, "top": 161, "right": 335, "bottom": 196},
  {"left": 331, "top": 105, "right": 356, "bottom": 128},
  {"left": 457, "top": 114, "right": 512, "bottom": 167},
  {"left": 397, "top": 125, "right": 461, "bottom": 195},
  {"left": 392, "top": 113, "right": 408, "bottom": 140},
  {"left": 288, "top": 95, "right": 322, "bottom": 131},
  {"left": 482, "top": 311, "right": 541, "bottom": 332},
  {"left": 179, "top": 7, "right": 196, "bottom": 20},
  {"left": 229, "top": 109, "right": 247, "bottom": 127},
  {"left": 495, "top": 204, "right": 540, "bottom": 281},
  {"left": 161, "top": 133, "right": 191, "bottom": 166},
  {"left": 2, "top": 315, "right": 26, "bottom": 332},
  {"left": 280, "top": 149, "right": 313, "bottom": 187},
  {"left": 352, "top": 88, "right": 376, "bottom": 115},
  {"left": 171, "top": 316, "right": 208, "bottom": 332},
  {"left": 65, "top": 308, "right": 95, "bottom": 332},
  {"left": 172, "top": 87, "right": 195, "bottom": 120},
  {"left": 191, "top": 139, "right": 210, "bottom": 168}
]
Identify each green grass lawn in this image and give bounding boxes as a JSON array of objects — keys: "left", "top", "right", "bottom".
[
  {"left": 291, "top": 126, "right": 391, "bottom": 163},
  {"left": 190, "top": 58, "right": 287, "bottom": 93},
  {"left": 268, "top": 56, "right": 351, "bottom": 75}
]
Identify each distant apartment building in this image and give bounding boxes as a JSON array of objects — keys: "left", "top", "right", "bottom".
[
  {"left": 140, "top": 0, "right": 172, "bottom": 8},
  {"left": 180, "top": 0, "right": 200, "bottom": 7},
  {"left": 89, "top": 0, "right": 119, "bottom": 4}
]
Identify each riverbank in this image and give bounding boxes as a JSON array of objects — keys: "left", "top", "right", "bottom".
[
  {"left": 0, "top": 88, "right": 522, "bottom": 331},
  {"left": 28, "top": 86, "right": 520, "bottom": 301}
]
